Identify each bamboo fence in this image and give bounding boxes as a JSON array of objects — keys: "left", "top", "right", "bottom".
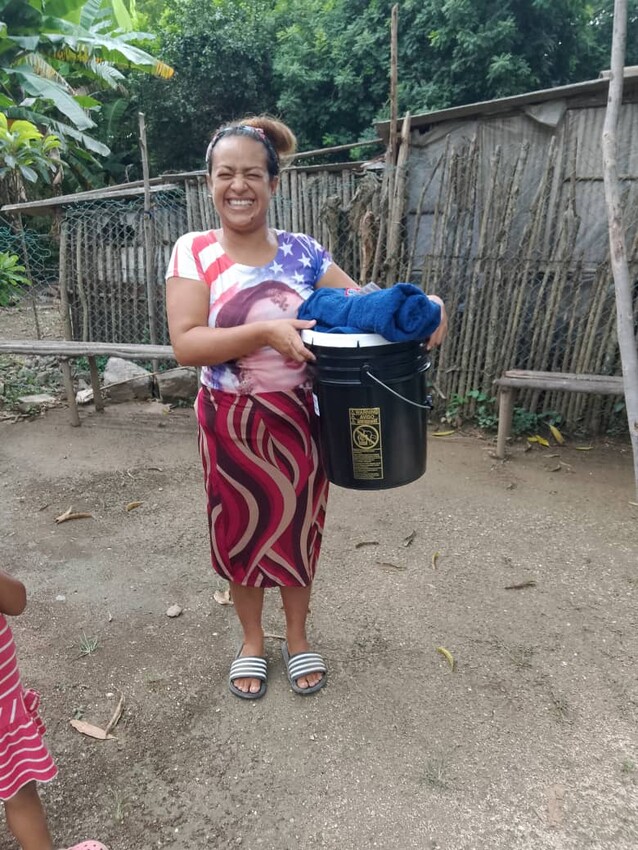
[{"left": 9, "top": 130, "right": 638, "bottom": 434}]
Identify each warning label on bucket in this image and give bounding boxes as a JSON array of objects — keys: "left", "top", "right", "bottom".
[{"left": 349, "top": 407, "right": 384, "bottom": 480}]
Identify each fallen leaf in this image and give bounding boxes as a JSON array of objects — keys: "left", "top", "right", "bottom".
[
  {"left": 575, "top": 446, "right": 593, "bottom": 451},
  {"left": 403, "top": 530, "right": 416, "bottom": 547},
  {"left": 629, "top": 501, "right": 638, "bottom": 507},
  {"left": 355, "top": 540, "right": 379, "bottom": 549},
  {"left": 376, "top": 561, "right": 407, "bottom": 572},
  {"left": 432, "top": 430, "right": 456, "bottom": 437},
  {"left": 549, "top": 464, "right": 562, "bottom": 472},
  {"left": 432, "top": 551, "right": 440, "bottom": 569},
  {"left": 547, "top": 784, "right": 565, "bottom": 828},
  {"left": 436, "top": 646, "right": 456, "bottom": 671},
  {"left": 69, "top": 719, "right": 114, "bottom": 740},
  {"left": 504, "top": 580, "right": 537, "bottom": 590},
  {"left": 166, "top": 604, "right": 182, "bottom": 618},
  {"left": 528, "top": 435, "right": 550, "bottom": 447},
  {"left": 126, "top": 501, "right": 143, "bottom": 511},
  {"left": 549, "top": 424, "right": 565, "bottom": 445},
  {"left": 55, "top": 506, "right": 94, "bottom": 524},
  {"left": 213, "top": 588, "right": 233, "bottom": 606}
]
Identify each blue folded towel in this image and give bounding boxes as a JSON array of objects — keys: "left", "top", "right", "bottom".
[{"left": 298, "top": 283, "right": 441, "bottom": 342}]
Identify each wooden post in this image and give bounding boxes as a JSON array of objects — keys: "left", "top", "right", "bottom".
[
  {"left": 139, "top": 113, "right": 159, "bottom": 372},
  {"left": 88, "top": 355, "right": 105, "bottom": 413},
  {"left": 60, "top": 358, "right": 80, "bottom": 427},
  {"left": 386, "top": 5, "right": 399, "bottom": 206},
  {"left": 496, "top": 387, "right": 515, "bottom": 459},
  {"left": 601, "top": 0, "right": 638, "bottom": 498},
  {"left": 58, "top": 219, "right": 73, "bottom": 341}
]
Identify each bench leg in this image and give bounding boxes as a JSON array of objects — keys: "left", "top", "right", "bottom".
[
  {"left": 88, "top": 355, "right": 105, "bottom": 413},
  {"left": 60, "top": 358, "right": 80, "bottom": 427},
  {"left": 496, "top": 387, "right": 515, "bottom": 459}
]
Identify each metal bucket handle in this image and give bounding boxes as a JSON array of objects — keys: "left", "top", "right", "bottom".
[{"left": 361, "top": 357, "right": 433, "bottom": 410}]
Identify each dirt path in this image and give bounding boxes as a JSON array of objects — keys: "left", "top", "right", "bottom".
[{"left": 0, "top": 402, "right": 636, "bottom": 850}]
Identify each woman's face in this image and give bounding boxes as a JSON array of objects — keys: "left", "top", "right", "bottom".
[{"left": 207, "top": 136, "right": 278, "bottom": 232}]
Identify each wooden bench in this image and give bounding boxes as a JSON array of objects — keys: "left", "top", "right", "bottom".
[
  {"left": 493, "top": 369, "right": 625, "bottom": 458},
  {"left": 0, "top": 339, "right": 175, "bottom": 426}
]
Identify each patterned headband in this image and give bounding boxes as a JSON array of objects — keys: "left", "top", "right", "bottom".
[{"left": 205, "top": 124, "right": 277, "bottom": 167}]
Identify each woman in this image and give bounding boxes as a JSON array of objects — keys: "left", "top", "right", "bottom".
[{"left": 166, "top": 116, "right": 446, "bottom": 700}]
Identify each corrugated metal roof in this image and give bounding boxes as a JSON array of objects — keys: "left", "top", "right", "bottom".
[{"left": 376, "top": 73, "right": 638, "bottom": 139}]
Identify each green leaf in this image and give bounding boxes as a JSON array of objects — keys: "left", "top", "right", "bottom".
[
  {"left": 111, "top": 0, "right": 134, "bottom": 31},
  {"left": 18, "top": 164, "right": 38, "bottom": 182},
  {"left": 79, "top": 0, "right": 103, "bottom": 29},
  {"left": 9, "top": 67, "right": 96, "bottom": 130}
]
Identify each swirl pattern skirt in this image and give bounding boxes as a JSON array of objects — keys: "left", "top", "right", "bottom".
[{"left": 196, "top": 386, "right": 329, "bottom": 587}]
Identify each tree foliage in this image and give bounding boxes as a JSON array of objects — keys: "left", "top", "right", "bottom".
[{"left": 133, "top": 0, "right": 277, "bottom": 174}]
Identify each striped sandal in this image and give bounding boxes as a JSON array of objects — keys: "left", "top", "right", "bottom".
[
  {"left": 282, "top": 643, "right": 327, "bottom": 696},
  {"left": 228, "top": 648, "right": 268, "bottom": 700}
]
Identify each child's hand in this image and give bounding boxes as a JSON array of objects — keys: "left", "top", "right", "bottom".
[{"left": 0, "top": 570, "right": 27, "bottom": 616}]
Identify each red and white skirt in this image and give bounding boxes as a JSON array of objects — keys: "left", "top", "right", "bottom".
[{"left": 196, "top": 386, "right": 329, "bottom": 587}]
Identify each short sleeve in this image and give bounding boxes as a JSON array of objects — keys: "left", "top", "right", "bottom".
[
  {"left": 165, "top": 234, "right": 203, "bottom": 282},
  {"left": 299, "top": 234, "right": 332, "bottom": 285}
]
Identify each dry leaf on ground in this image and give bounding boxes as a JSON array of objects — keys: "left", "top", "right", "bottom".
[
  {"left": 126, "top": 501, "right": 143, "bottom": 511},
  {"left": 55, "top": 506, "right": 94, "bottom": 524},
  {"left": 549, "top": 424, "right": 565, "bottom": 445},
  {"left": 104, "top": 693, "right": 125, "bottom": 737},
  {"left": 432, "top": 430, "right": 456, "bottom": 437},
  {"left": 403, "top": 530, "right": 416, "bottom": 547},
  {"left": 431, "top": 551, "right": 440, "bottom": 569},
  {"left": 69, "top": 719, "right": 115, "bottom": 740},
  {"left": 436, "top": 646, "right": 456, "bottom": 671},
  {"left": 355, "top": 541, "right": 379, "bottom": 549},
  {"left": 504, "top": 580, "right": 537, "bottom": 590},
  {"left": 376, "top": 561, "right": 406, "bottom": 572},
  {"left": 213, "top": 588, "right": 233, "bottom": 606}
]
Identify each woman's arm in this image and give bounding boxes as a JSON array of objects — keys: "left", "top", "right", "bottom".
[
  {"left": 316, "top": 263, "right": 359, "bottom": 290},
  {"left": 166, "top": 277, "right": 317, "bottom": 366},
  {"left": 0, "top": 571, "right": 27, "bottom": 616}
]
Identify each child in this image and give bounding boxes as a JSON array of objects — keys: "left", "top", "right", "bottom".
[{"left": 0, "top": 569, "right": 108, "bottom": 850}]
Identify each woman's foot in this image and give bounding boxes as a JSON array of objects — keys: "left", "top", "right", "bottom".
[
  {"left": 229, "top": 637, "right": 267, "bottom": 696},
  {"left": 281, "top": 638, "right": 327, "bottom": 695}
]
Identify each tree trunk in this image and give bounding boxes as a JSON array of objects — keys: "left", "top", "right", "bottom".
[{"left": 601, "top": 0, "right": 638, "bottom": 499}]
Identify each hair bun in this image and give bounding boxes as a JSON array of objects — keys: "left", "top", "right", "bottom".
[{"left": 243, "top": 116, "right": 297, "bottom": 159}]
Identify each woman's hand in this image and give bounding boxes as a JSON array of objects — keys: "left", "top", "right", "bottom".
[
  {"left": 263, "top": 319, "right": 317, "bottom": 362},
  {"left": 425, "top": 295, "right": 448, "bottom": 350}
]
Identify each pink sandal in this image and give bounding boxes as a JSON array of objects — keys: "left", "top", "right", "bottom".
[{"left": 65, "top": 843, "right": 109, "bottom": 850}]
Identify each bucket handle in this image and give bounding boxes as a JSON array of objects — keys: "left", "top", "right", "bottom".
[{"left": 362, "top": 365, "right": 433, "bottom": 410}]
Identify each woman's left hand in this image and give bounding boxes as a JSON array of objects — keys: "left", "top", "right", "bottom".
[{"left": 425, "top": 295, "right": 448, "bottom": 350}]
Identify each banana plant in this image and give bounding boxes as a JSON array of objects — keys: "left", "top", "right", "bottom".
[{"left": 0, "top": 0, "right": 173, "bottom": 158}]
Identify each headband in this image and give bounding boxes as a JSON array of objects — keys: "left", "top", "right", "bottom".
[{"left": 205, "top": 124, "right": 277, "bottom": 169}]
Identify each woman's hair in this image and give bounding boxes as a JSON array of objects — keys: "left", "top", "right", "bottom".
[
  {"left": 205, "top": 116, "right": 297, "bottom": 179},
  {"left": 216, "top": 280, "right": 299, "bottom": 329}
]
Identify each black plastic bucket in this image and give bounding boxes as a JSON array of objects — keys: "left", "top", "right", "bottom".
[{"left": 302, "top": 330, "right": 431, "bottom": 490}]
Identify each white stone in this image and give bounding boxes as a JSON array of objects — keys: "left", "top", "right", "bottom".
[
  {"left": 103, "top": 357, "right": 152, "bottom": 402},
  {"left": 166, "top": 604, "right": 183, "bottom": 618},
  {"left": 16, "top": 394, "right": 56, "bottom": 413}
]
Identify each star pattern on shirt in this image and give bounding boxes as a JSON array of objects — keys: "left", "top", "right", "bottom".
[
  {"left": 300, "top": 254, "right": 312, "bottom": 268},
  {"left": 293, "top": 271, "right": 305, "bottom": 284},
  {"left": 270, "top": 260, "right": 284, "bottom": 275},
  {"left": 281, "top": 242, "right": 293, "bottom": 256}
]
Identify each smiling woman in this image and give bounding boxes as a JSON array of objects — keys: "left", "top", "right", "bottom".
[{"left": 165, "top": 115, "right": 360, "bottom": 701}]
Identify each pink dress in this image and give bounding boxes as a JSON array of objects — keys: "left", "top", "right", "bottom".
[{"left": 0, "top": 613, "right": 57, "bottom": 800}]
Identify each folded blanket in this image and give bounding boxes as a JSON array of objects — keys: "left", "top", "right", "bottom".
[{"left": 298, "top": 283, "right": 441, "bottom": 342}]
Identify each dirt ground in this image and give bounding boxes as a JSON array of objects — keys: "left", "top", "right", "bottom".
[{"left": 0, "top": 398, "right": 636, "bottom": 850}]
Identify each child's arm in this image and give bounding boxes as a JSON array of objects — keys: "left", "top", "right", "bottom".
[{"left": 0, "top": 570, "right": 27, "bottom": 616}]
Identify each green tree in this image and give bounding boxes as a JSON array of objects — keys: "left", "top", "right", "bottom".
[{"left": 133, "top": 0, "right": 277, "bottom": 174}]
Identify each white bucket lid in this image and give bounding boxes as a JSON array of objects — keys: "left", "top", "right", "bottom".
[{"left": 301, "top": 329, "right": 396, "bottom": 348}]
